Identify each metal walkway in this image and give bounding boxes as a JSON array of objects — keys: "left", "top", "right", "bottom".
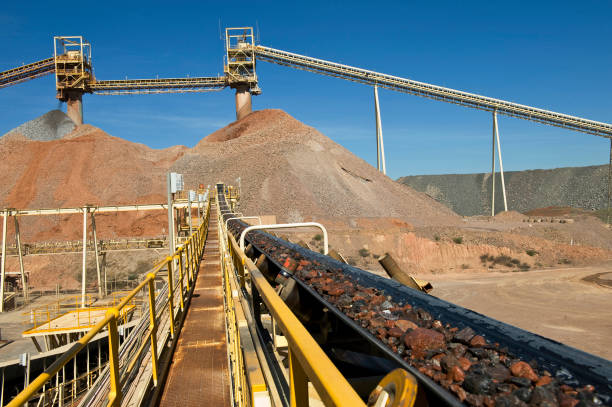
[{"left": 158, "top": 202, "right": 231, "bottom": 407}]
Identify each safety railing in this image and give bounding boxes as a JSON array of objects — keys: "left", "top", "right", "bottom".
[
  {"left": 6, "top": 198, "right": 211, "bottom": 407},
  {"left": 218, "top": 202, "right": 366, "bottom": 406},
  {"left": 23, "top": 295, "right": 95, "bottom": 329}
]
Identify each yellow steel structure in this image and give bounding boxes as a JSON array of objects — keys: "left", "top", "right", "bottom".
[
  {"left": 6, "top": 186, "right": 417, "bottom": 407},
  {"left": 6, "top": 199, "right": 211, "bottom": 407}
]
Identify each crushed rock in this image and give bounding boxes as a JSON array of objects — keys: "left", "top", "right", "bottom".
[{"left": 2, "top": 110, "right": 75, "bottom": 141}]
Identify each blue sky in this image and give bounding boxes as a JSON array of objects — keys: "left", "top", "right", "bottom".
[{"left": 1, "top": 1, "right": 611, "bottom": 179}]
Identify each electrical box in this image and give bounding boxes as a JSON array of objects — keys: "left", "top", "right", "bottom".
[{"left": 170, "top": 172, "right": 184, "bottom": 193}]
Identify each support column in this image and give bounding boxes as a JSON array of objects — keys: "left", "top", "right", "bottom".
[
  {"left": 91, "top": 212, "right": 102, "bottom": 298},
  {"left": 606, "top": 138, "right": 612, "bottom": 225},
  {"left": 81, "top": 207, "right": 88, "bottom": 308},
  {"left": 66, "top": 91, "right": 83, "bottom": 125},
  {"left": 235, "top": 86, "right": 252, "bottom": 121},
  {"left": 0, "top": 210, "right": 8, "bottom": 313},
  {"left": 167, "top": 173, "right": 176, "bottom": 259},
  {"left": 494, "top": 111, "right": 508, "bottom": 212},
  {"left": 374, "top": 85, "right": 387, "bottom": 175},
  {"left": 188, "top": 192, "right": 193, "bottom": 236},
  {"left": 491, "top": 114, "right": 496, "bottom": 216},
  {"left": 14, "top": 216, "right": 27, "bottom": 303}
]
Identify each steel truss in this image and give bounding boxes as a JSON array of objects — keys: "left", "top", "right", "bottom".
[
  {"left": 0, "top": 58, "right": 55, "bottom": 88},
  {"left": 254, "top": 46, "right": 612, "bottom": 138},
  {"left": 89, "top": 77, "right": 227, "bottom": 95}
]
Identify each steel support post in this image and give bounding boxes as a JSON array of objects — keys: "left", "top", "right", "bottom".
[
  {"left": 81, "top": 207, "right": 88, "bottom": 308},
  {"left": 166, "top": 174, "right": 176, "bottom": 259},
  {"left": 608, "top": 138, "right": 611, "bottom": 225},
  {"left": 91, "top": 213, "right": 102, "bottom": 298},
  {"left": 14, "top": 216, "right": 27, "bottom": 303},
  {"left": 0, "top": 209, "right": 8, "bottom": 313},
  {"left": 491, "top": 115, "right": 497, "bottom": 216},
  {"left": 374, "top": 85, "right": 387, "bottom": 175},
  {"left": 188, "top": 193, "right": 193, "bottom": 236},
  {"left": 494, "top": 111, "right": 508, "bottom": 212}
]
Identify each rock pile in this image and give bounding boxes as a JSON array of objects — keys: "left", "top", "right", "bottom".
[
  {"left": 2, "top": 110, "right": 75, "bottom": 141},
  {"left": 398, "top": 165, "right": 609, "bottom": 216}
]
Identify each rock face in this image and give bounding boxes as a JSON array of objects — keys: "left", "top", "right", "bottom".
[
  {"left": 398, "top": 165, "right": 608, "bottom": 216},
  {"left": 2, "top": 110, "right": 76, "bottom": 141}
]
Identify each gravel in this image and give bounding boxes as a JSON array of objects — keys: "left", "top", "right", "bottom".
[
  {"left": 398, "top": 165, "right": 609, "bottom": 216},
  {"left": 2, "top": 109, "right": 75, "bottom": 141}
]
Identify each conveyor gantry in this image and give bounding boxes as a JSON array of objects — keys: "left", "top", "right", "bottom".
[
  {"left": 253, "top": 45, "right": 612, "bottom": 138},
  {"left": 0, "top": 57, "right": 55, "bottom": 88}
]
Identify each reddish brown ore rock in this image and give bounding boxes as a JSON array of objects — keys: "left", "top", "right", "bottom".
[
  {"left": 458, "top": 357, "right": 472, "bottom": 372},
  {"left": 450, "top": 384, "right": 467, "bottom": 402},
  {"left": 483, "top": 396, "right": 495, "bottom": 407},
  {"left": 369, "top": 318, "right": 386, "bottom": 329},
  {"left": 370, "top": 295, "right": 385, "bottom": 306},
  {"left": 353, "top": 294, "right": 366, "bottom": 302},
  {"left": 536, "top": 376, "right": 553, "bottom": 386},
  {"left": 388, "top": 327, "right": 404, "bottom": 338},
  {"left": 283, "top": 257, "right": 297, "bottom": 271},
  {"left": 298, "top": 259, "right": 311, "bottom": 267},
  {"left": 404, "top": 328, "right": 446, "bottom": 358},
  {"left": 447, "top": 366, "right": 465, "bottom": 382},
  {"left": 558, "top": 393, "right": 580, "bottom": 407},
  {"left": 395, "top": 319, "right": 418, "bottom": 332},
  {"left": 327, "top": 287, "right": 344, "bottom": 296},
  {"left": 304, "top": 270, "right": 318, "bottom": 280},
  {"left": 470, "top": 335, "right": 487, "bottom": 347},
  {"left": 510, "top": 361, "right": 539, "bottom": 382}
]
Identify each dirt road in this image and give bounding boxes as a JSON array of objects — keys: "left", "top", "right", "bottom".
[{"left": 418, "top": 265, "right": 612, "bottom": 360}]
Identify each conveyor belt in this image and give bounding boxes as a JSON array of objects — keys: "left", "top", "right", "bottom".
[{"left": 217, "top": 185, "right": 612, "bottom": 406}]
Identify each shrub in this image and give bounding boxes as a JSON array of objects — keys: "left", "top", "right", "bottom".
[
  {"left": 558, "top": 258, "right": 571, "bottom": 265},
  {"left": 526, "top": 249, "right": 538, "bottom": 256},
  {"left": 313, "top": 234, "right": 323, "bottom": 241},
  {"left": 358, "top": 248, "right": 370, "bottom": 257},
  {"left": 479, "top": 254, "right": 489, "bottom": 263},
  {"left": 461, "top": 264, "right": 470, "bottom": 269},
  {"left": 519, "top": 263, "right": 531, "bottom": 271},
  {"left": 434, "top": 234, "right": 440, "bottom": 241},
  {"left": 452, "top": 237, "right": 463, "bottom": 244}
]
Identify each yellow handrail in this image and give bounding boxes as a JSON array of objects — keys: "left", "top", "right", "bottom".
[
  {"left": 221, "top": 208, "right": 366, "bottom": 406},
  {"left": 7, "top": 198, "right": 211, "bottom": 407}
]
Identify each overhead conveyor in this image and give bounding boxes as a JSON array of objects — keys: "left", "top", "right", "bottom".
[
  {"left": 253, "top": 45, "right": 612, "bottom": 138},
  {"left": 89, "top": 76, "right": 227, "bottom": 95},
  {"left": 0, "top": 57, "right": 55, "bottom": 88}
]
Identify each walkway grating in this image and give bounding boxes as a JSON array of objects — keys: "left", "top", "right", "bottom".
[{"left": 159, "top": 205, "right": 230, "bottom": 407}]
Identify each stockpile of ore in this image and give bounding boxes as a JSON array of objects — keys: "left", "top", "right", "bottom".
[{"left": 236, "top": 224, "right": 606, "bottom": 407}]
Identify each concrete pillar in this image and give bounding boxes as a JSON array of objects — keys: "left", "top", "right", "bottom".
[
  {"left": 66, "top": 91, "right": 83, "bottom": 125},
  {"left": 235, "top": 86, "right": 252, "bottom": 121}
]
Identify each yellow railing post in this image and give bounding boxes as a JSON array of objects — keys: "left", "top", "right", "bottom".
[
  {"left": 107, "top": 310, "right": 122, "bottom": 407},
  {"left": 146, "top": 275, "right": 159, "bottom": 386},
  {"left": 166, "top": 257, "right": 176, "bottom": 339},
  {"left": 289, "top": 347, "right": 308, "bottom": 406},
  {"left": 180, "top": 247, "right": 189, "bottom": 293},
  {"left": 175, "top": 252, "right": 185, "bottom": 311},
  {"left": 186, "top": 241, "right": 193, "bottom": 283}
]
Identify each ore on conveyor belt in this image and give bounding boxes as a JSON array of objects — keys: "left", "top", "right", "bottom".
[{"left": 216, "top": 187, "right": 612, "bottom": 407}]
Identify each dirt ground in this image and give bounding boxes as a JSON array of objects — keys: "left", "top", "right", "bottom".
[{"left": 414, "top": 264, "right": 612, "bottom": 360}]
